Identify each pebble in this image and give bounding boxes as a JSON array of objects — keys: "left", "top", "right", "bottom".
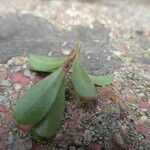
[
  {"left": 0, "top": 95, "right": 6, "bottom": 103},
  {"left": 23, "top": 69, "right": 32, "bottom": 77},
  {"left": 0, "top": 80, "right": 11, "bottom": 88},
  {"left": 68, "top": 146, "right": 76, "bottom": 150},
  {"left": 87, "top": 55, "right": 91, "bottom": 59},
  {"left": 143, "top": 72, "right": 150, "bottom": 80},
  {"left": 7, "top": 57, "right": 28, "bottom": 66},
  {"left": 22, "top": 64, "right": 27, "bottom": 69},
  {"left": 139, "top": 146, "right": 144, "bottom": 150},
  {"left": 139, "top": 115, "right": 148, "bottom": 124},
  {"left": 115, "top": 133, "right": 125, "bottom": 145},
  {"left": 0, "top": 65, "right": 9, "bottom": 80},
  {"left": 146, "top": 110, "right": 150, "bottom": 117},
  {"left": 62, "top": 49, "right": 71, "bottom": 55},
  {"left": 13, "top": 83, "right": 22, "bottom": 91},
  {"left": 138, "top": 134, "right": 144, "bottom": 142}
]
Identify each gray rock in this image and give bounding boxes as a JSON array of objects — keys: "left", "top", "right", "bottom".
[
  {"left": 139, "top": 57, "right": 150, "bottom": 65},
  {"left": 133, "top": 31, "right": 150, "bottom": 65},
  {"left": 0, "top": 13, "right": 120, "bottom": 74},
  {"left": 0, "top": 14, "right": 59, "bottom": 62},
  {"left": 135, "top": 30, "right": 150, "bottom": 50}
]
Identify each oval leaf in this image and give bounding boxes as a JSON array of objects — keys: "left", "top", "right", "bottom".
[
  {"left": 89, "top": 74, "right": 113, "bottom": 86},
  {"left": 12, "top": 68, "right": 64, "bottom": 125},
  {"left": 28, "top": 54, "right": 66, "bottom": 72},
  {"left": 35, "top": 80, "right": 65, "bottom": 137},
  {"left": 72, "top": 56, "right": 96, "bottom": 98}
]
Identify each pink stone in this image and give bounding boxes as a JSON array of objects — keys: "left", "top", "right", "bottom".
[
  {"left": 12, "top": 72, "right": 30, "bottom": 85},
  {"left": 0, "top": 104, "right": 9, "bottom": 113},
  {"left": 33, "top": 73, "right": 51, "bottom": 83},
  {"left": 0, "top": 104, "right": 12, "bottom": 125},
  {"left": 135, "top": 124, "right": 150, "bottom": 134},
  {"left": 91, "top": 141, "right": 102, "bottom": 150},
  {"left": 0, "top": 126, "right": 10, "bottom": 134},
  {"left": 73, "top": 110, "right": 81, "bottom": 118},
  {"left": 32, "top": 144, "right": 45, "bottom": 150},
  {"left": 139, "top": 101, "right": 150, "bottom": 109},
  {"left": 18, "top": 125, "right": 32, "bottom": 132},
  {"left": 33, "top": 75, "right": 44, "bottom": 82},
  {"left": 0, "top": 140, "right": 5, "bottom": 150},
  {"left": 66, "top": 120, "right": 76, "bottom": 127},
  {"left": 0, "top": 104, "right": 7, "bottom": 113},
  {"left": 145, "top": 134, "right": 150, "bottom": 141},
  {"left": 5, "top": 113, "right": 12, "bottom": 125},
  {"left": 117, "top": 42, "right": 129, "bottom": 52},
  {"left": 66, "top": 103, "right": 75, "bottom": 113},
  {"left": 128, "top": 148, "right": 136, "bottom": 150},
  {"left": 83, "top": 112, "right": 92, "bottom": 120}
]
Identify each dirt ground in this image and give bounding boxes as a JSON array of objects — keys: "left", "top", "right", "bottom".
[{"left": 0, "top": 0, "right": 150, "bottom": 150}]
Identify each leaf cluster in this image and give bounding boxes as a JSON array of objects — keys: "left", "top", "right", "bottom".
[{"left": 12, "top": 43, "right": 113, "bottom": 137}]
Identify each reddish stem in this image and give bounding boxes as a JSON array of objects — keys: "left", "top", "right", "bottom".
[{"left": 62, "top": 42, "right": 81, "bottom": 74}]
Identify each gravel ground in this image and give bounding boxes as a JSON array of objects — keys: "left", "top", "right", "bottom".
[{"left": 0, "top": 0, "right": 150, "bottom": 150}]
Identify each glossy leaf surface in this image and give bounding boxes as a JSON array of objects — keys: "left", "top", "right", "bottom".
[
  {"left": 28, "top": 54, "right": 66, "bottom": 72},
  {"left": 13, "top": 68, "right": 64, "bottom": 125},
  {"left": 89, "top": 74, "right": 113, "bottom": 86},
  {"left": 72, "top": 56, "right": 96, "bottom": 98},
  {"left": 35, "top": 80, "right": 65, "bottom": 137}
]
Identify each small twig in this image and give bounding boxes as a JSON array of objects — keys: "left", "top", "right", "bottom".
[
  {"left": 76, "top": 41, "right": 82, "bottom": 56},
  {"left": 62, "top": 42, "right": 82, "bottom": 74}
]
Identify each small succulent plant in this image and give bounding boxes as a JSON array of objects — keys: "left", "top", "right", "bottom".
[{"left": 12, "top": 43, "right": 113, "bottom": 137}]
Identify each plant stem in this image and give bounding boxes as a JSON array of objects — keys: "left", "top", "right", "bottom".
[
  {"left": 76, "top": 41, "right": 82, "bottom": 56},
  {"left": 63, "top": 42, "right": 82, "bottom": 73}
]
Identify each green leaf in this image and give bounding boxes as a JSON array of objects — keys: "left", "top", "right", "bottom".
[
  {"left": 89, "top": 74, "right": 114, "bottom": 86},
  {"left": 28, "top": 54, "right": 66, "bottom": 72},
  {"left": 12, "top": 68, "right": 64, "bottom": 125},
  {"left": 72, "top": 56, "right": 96, "bottom": 98},
  {"left": 35, "top": 80, "right": 65, "bottom": 137}
]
